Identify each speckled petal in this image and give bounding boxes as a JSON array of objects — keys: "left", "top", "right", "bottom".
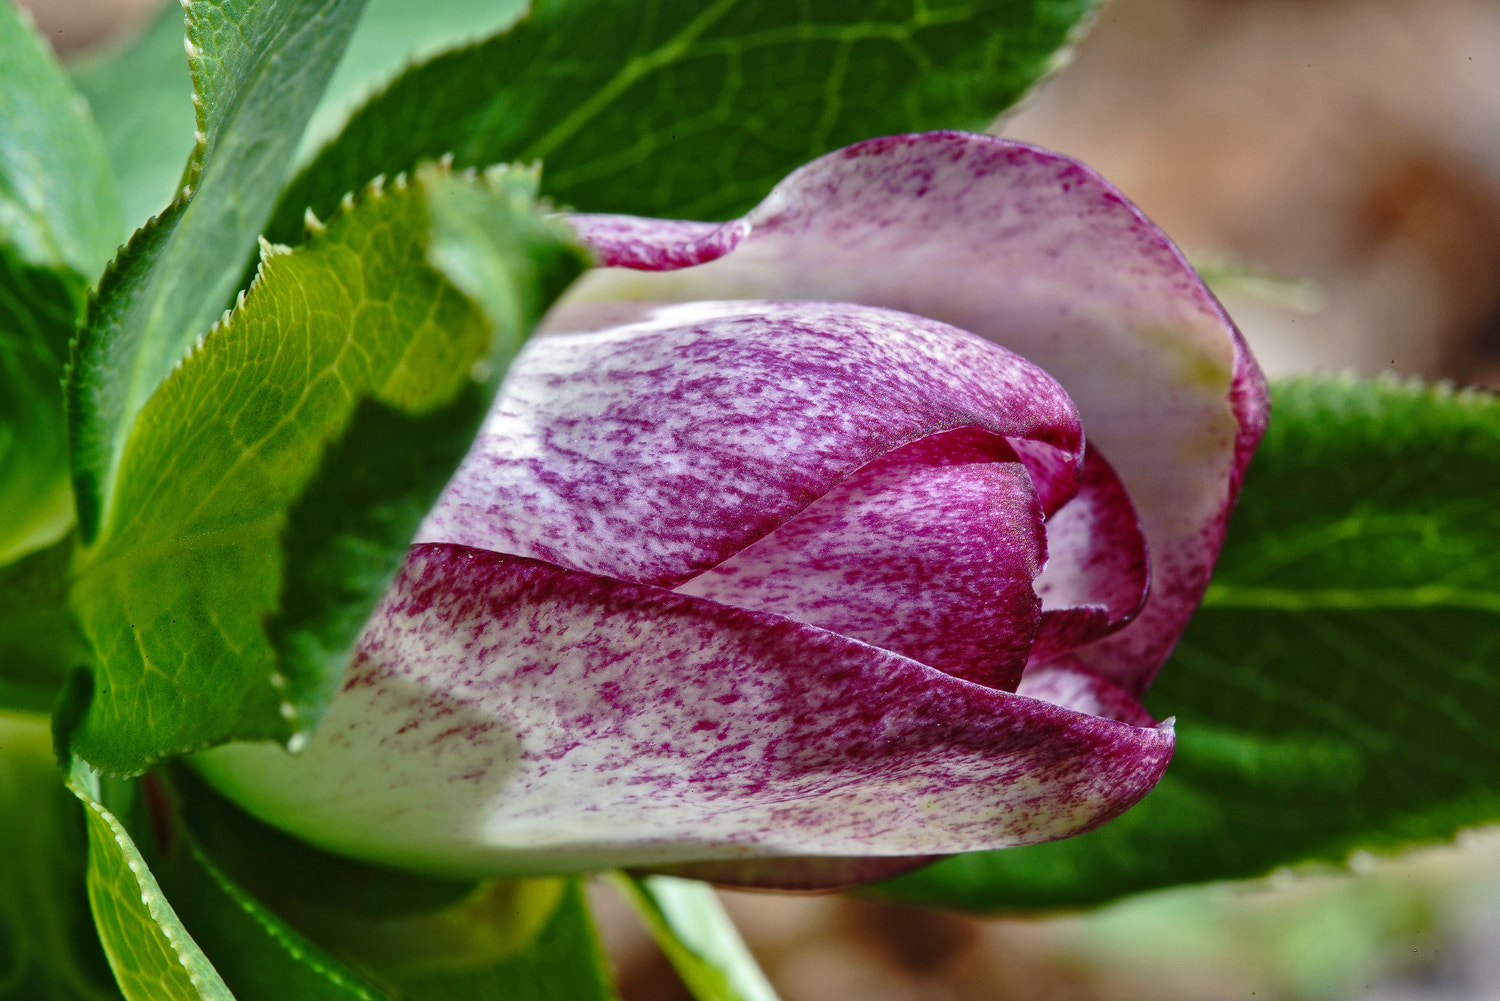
[
  {"left": 555, "top": 131, "right": 1269, "bottom": 693},
  {"left": 418, "top": 300, "right": 1082, "bottom": 588},
  {"left": 1014, "top": 657, "right": 1159, "bottom": 728},
  {"left": 1029, "top": 447, "right": 1150, "bottom": 664},
  {"left": 678, "top": 428, "right": 1045, "bottom": 692},
  {"left": 566, "top": 215, "right": 749, "bottom": 270},
  {"left": 192, "top": 544, "right": 1174, "bottom": 879}
]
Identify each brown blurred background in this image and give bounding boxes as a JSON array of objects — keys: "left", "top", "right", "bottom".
[{"left": 18, "top": 0, "right": 1500, "bottom": 997}]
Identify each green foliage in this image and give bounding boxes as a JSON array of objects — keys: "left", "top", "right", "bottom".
[
  {"left": 267, "top": 0, "right": 1100, "bottom": 244},
  {"left": 70, "top": 6, "right": 197, "bottom": 238},
  {"left": 66, "top": 165, "right": 586, "bottom": 775},
  {"left": 875, "top": 377, "right": 1500, "bottom": 910},
  {"left": 382, "top": 880, "right": 618, "bottom": 1001},
  {"left": 614, "top": 875, "right": 779, "bottom": 1001},
  {"left": 165, "top": 839, "right": 388, "bottom": 1001},
  {"left": 0, "top": 714, "right": 120, "bottom": 1001},
  {"left": 168, "top": 770, "right": 615, "bottom": 1001},
  {"left": 299, "top": 0, "right": 529, "bottom": 161},
  {"left": 67, "top": 0, "right": 368, "bottom": 545},
  {"left": 0, "top": 250, "right": 82, "bottom": 567},
  {"left": 0, "top": 4, "right": 118, "bottom": 565},
  {"left": 0, "top": 537, "right": 87, "bottom": 715},
  {"left": 0, "top": 0, "right": 121, "bottom": 277},
  {"left": 66, "top": 765, "right": 232, "bottom": 1001}
]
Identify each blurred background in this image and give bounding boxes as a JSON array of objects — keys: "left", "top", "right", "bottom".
[{"left": 15, "top": 0, "right": 1500, "bottom": 996}]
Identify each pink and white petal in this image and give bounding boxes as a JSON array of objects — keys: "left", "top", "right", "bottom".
[
  {"left": 678, "top": 429, "right": 1046, "bottom": 692},
  {"left": 555, "top": 131, "right": 1269, "bottom": 692},
  {"left": 566, "top": 215, "right": 749, "bottom": 270},
  {"left": 419, "top": 300, "right": 1082, "bottom": 588},
  {"left": 192, "top": 544, "right": 1174, "bottom": 879},
  {"left": 1015, "top": 657, "right": 1159, "bottom": 729},
  {"left": 1029, "top": 446, "right": 1150, "bottom": 664}
]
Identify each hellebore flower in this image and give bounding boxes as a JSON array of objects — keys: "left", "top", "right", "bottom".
[{"left": 195, "top": 131, "right": 1267, "bottom": 889}]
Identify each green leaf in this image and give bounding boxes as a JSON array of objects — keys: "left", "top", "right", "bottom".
[
  {"left": 171, "top": 769, "right": 615, "bottom": 1001},
  {"left": 613, "top": 875, "right": 779, "bottom": 1001},
  {"left": 267, "top": 0, "right": 1100, "bottom": 245},
  {"left": 0, "top": 713, "right": 121, "bottom": 1001},
  {"left": 66, "top": 764, "right": 232, "bottom": 1001},
  {"left": 0, "top": 0, "right": 122, "bottom": 277},
  {"left": 70, "top": 5, "right": 197, "bottom": 239},
  {"left": 70, "top": 0, "right": 530, "bottom": 241},
  {"left": 298, "top": 0, "right": 528, "bottom": 162},
  {"left": 165, "top": 839, "right": 388, "bottom": 1001},
  {"left": 0, "top": 536, "right": 87, "bottom": 714},
  {"left": 874, "top": 376, "right": 1500, "bottom": 910},
  {"left": 0, "top": 248, "right": 83, "bottom": 566},
  {"left": 67, "top": 164, "right": 587, "bottom": 775},
  {"left": 383, "top": 880, "right": 618, "bottom": 1001},
  {"left": 172, "top": 767, "right": 476, "bottom": 923},
  {"left": 68, "top": 0, "right": 368, "bottom": 546},
  {"left": 0, "top": 3, "right": 119, "bottom": 564}
]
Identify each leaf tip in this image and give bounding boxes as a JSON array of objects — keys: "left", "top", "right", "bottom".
[{"left": 303, "top": 207, "right": 326, "bottom": 236}]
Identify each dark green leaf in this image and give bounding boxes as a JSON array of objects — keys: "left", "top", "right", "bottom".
[
  {"left": 66, "top": 764, "right": 232, "bottom": 1001},
  {"left": 0, "top": 714, "right": 120, "bottom": 1001},
  {"left": 67, "top": 164, "right": 587, "bottom": 775},
  {"left": 0, "top": 248, "right": 83, "bottom": 566},
  {"left": 68, "top": 0, "right": 367, "bottom": 545},
  {"left": 0, "top": 536, "right": 87, "bottom": 714},
  {"left": 0, "top": 3, "right": 118, "bottom": 564},
  {"left": 874, "top": 377, "right": 1500, "bottom": 910},
  {"left": 268, "top": 0, "right": 1100, "bottom": 245},
  {"left": 165, "top": 837, "right": 389, "bottom": 1001},
  {"left": 0, "top": 0, "right": 122, "bottom": 277},
  {"left": 300, "top": 0, "right": 528, "bottom": 161},
  {"left": 169, "top": 769, "right": 614, "bottom": 1001}
]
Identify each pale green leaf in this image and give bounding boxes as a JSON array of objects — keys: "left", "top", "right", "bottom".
[
  {"left": 70, "top": 6, "right": 197, "bottom": 239},
  {"left": 0, "top": 0, "right": 122, "bottom": 277},
  {"left": 66, "top": 764, "right": 231, "bottom": 1001},
  {"left": 614, "top": 875, "right": 779, "bottom": 1001}
]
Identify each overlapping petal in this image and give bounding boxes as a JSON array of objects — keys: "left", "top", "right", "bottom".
[
  {"left": 197, "top": 131, "right": 1263, "bottom": 886},
  {"left": 557, "top": 131, "right": 1269, "bottom": 693},
  {"left": 417, "top": 300, "right": 1081, "bottom": 590},
  {"left": 194, "top": 544, "right": 1174, "bottom": 878}
]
